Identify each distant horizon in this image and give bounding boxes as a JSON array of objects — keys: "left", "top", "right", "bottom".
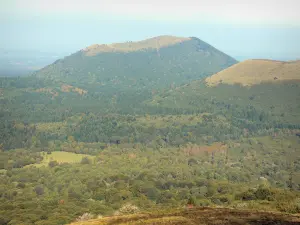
[
  {"left": 1, "top": 0, "right": 300, "bottom": 61},
  {"left": 1, "top": 34, "right": 299, "bottom": 62}
]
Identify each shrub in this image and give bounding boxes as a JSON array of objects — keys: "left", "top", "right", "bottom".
[
  {"left": 211, "top": 197, "right": 222, "bottom": 205},
  {"left": 114, "top": 203, "right": 139, "bottom": 215},
  {"left": 16, "top": 182, "right": 25, "bottom": 188},
  {"left": 235, "top": 190, "right": 256, "bottom": 201},
  {"left": 255, "top": 186, "right": 273, "bottom": 200},
  {"left": 217, "top": 195, "right": 232, "bottom": 204},
  {"left": 0, "top": 216, "right": 10, "bottom": 225},
  {"left": 81, "top": 157, "right": 91, "bottom": 164},
  {"left": 48, "top": 160, "right": 59, "bottom": 168},
  {"left": 34, "top": 186, "right": 44, "bottom": 196},
  {"left": 276, "top": 200, "right": 300, "bottom": 213},
  {"left": 187, "top": 196, "right": 196, "bottom": 205},
  {"left": 197, "top": 199, "right": 211, "bottom": 206},
  {"left": 75, "top": 213, "right": 94, "bottom": 222}
]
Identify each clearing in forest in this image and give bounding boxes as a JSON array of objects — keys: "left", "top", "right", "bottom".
[{"left": 25, "top": 151, "right": 95, "bottom": 167}]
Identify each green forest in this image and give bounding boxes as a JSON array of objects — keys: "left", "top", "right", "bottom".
[
  {"left": 0, "top": 38, "right": 300, "bottom": 224},
  {"left": 1, "top": 73, "right": 300, "bottom": 224}
]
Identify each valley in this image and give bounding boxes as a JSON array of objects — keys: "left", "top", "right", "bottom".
[{"left": 0, "top": 36, "right": 300, "bottom": 225}]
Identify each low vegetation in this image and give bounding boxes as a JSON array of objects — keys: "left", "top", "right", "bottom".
[
  {"left": 1, "top": 135, "right": 300, "bottom": 224},
  {"left": 69, "top": 207, "right": 300, "bottom": 225},
  {"left": 26, "top": 151, "right": 95, "bottom": 167}
]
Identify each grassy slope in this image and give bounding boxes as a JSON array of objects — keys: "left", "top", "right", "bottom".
[
  {"left": 69, "top": 207, "right": 300, "bottom": 225},
  {"left": 83, "top": 35, "right": 191, "bottom": 55},
  {"left": 206, "top": 59, "right": 300, "bottom": 86}
]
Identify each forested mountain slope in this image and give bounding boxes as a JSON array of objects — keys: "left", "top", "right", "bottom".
[
  {"left": 147, "top": 60, "right": 300, "bottom": 124},
  {"left": 33, "top": 36, "right": 237, "bottom": 88},
  {"left": 1, "top": 38, "right": 300, "bottom": 225},
  {"left": 0, "top": 36, "right": 237, "bottom": 127}
]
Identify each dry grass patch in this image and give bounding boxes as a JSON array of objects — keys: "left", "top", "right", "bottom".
[
  {"left": 68, "top": 207, "right": 300, "bottom": 225},
  {"left": 82, "top": 36, "right": 191, "bottom": 56},
  {"left": 61, "top": 84, "right": 87, "bottom": 95},
  {"left": 118, "top": 216, "right": 192, "bottom": 225},
  {"left": 206, "top": 59, "right": 300, "bottom": 86}
]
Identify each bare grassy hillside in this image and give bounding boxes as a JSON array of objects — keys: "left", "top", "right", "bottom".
[
  {"left": 206, "top": 59, "right": 300, "bottom": 86},
  {"left": 82, "top": 36, "right": 191, "bottom": 56}
]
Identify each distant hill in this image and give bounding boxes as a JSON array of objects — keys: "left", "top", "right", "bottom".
[
  {"left": 206, "top": 59, "right": 300, "bottom": 86},
  {"left": 0, "top": 49, "right": 65, "bottom": 77},
  {"left": 147, "top": 59, "right": 300, "bottom": 124},
  {"left": 33, "top": 35, "right": 237, "bottom": 89}
]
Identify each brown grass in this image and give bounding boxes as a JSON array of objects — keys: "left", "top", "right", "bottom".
[
  {"left": 206, "top": 59, "right": 300, "bottom": 86},
  {"left": 61, "top": 84, "right": 87, "bottom": 95},
  {"left": 35, "top": 88, "right": 58, "bottom": 98},
  {"left": 182, "top": 143, "right": 227, "bottom": 156},
  {"left": 61, "top": 84, "right": 73, "bottom": 92},
  {"left": 82, "top": 36, "right": 191, "bottom": 56},
  {"left": 68, "top": 207, "right": 300, "bottom": 225}
]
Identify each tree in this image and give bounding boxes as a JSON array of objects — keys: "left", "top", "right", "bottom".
[
  {"left": 34, "top": 186, "right": 45, "bottom": 196},
  {"left": 81, "top": 157, "right": 91, "bottom": 164},
  {"left": 187, "top": 196, "right": 196, "bottom": 205},
  {"left": 49, "top": 160, "right": 59, "bottom": 168}
]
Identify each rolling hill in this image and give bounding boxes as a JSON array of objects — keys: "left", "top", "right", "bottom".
[
  {"left": 33, "top": 35, "right": 237, "bottom": 89},
  {"left": 206, "top": 59, "right": 300, "bottom": 86},
  {"left": 147, "top": 59, "right": 300, "bottom": 124}
]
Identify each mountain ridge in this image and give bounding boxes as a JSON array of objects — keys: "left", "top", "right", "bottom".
[{"left": 82, "top": 35, "right": 191, "bottom": 56}]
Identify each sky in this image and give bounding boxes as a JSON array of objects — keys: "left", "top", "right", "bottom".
[{"left": 1, "top": 0, "right": 300, "bottom": 60}]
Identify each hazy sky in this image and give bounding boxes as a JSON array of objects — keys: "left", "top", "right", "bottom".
[{"left": 1, "top": 0, "right": 300, "bottom": 60}]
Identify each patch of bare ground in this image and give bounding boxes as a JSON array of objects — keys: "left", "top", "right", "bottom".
[{"left": 69, "top": 207, "right": 300, "bottom": 225}]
